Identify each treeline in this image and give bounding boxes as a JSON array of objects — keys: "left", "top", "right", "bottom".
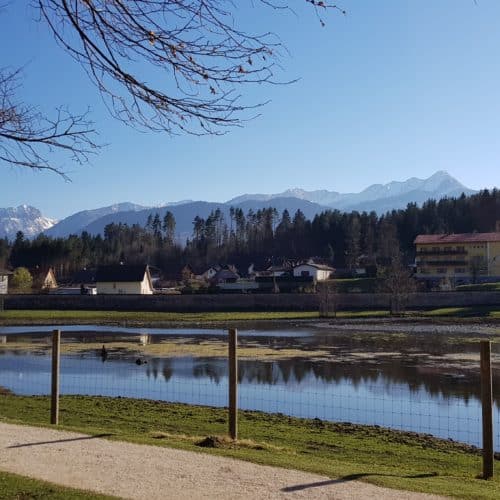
[{"left": 1, "top": 189, "right": 498, "bottom": 279}]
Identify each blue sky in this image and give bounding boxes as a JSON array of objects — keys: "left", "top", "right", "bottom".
[{"left": 1, "top": 1, "right": 500, "bottom": 219}]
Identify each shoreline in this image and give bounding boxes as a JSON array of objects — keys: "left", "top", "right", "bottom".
[{"left": 1, "top": 312, "right": 500, "bottom": 333}]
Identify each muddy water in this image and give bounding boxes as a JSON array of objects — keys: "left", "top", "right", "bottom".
[{"left": 0, "top": 324, "right": 499, "bottom": 450}]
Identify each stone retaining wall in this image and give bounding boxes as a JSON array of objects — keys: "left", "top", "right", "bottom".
[{"left": 1, "top": 291, "right": 499, "bottom": 312}]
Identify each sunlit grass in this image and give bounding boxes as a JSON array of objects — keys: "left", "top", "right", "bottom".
[
  {"left": 0, "top": 306, "right": 499, "bottom": 326},
  {"left": 0, "top": 469, "right": 114, "bottom": 499},
  {"left": 0, "top": 395, "right": 498, "bottom": 499}
]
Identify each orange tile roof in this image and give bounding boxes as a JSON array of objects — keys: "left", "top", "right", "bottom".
[{"left": 414, "top": 232, "right": 500, "bottom": 244}]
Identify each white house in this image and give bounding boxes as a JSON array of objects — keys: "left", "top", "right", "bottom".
[
  {"left": 30, "top": 267, "right": 58, "bottom": 291},
  {"left": 96, "top": 264, "right": 154, "bottom": 295},
  {"left": 196, "top": 265, "right": 220, "bottom": 282},
  {"left": 0, "top": 269, "right": 12, "bottom": 294},
  {"left": 293, "top": 263, "right": 334, "bottom": 282}
]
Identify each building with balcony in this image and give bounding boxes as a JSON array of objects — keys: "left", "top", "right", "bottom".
[{"left": 414, "top": 232, "right": 500, "bottom": 284}]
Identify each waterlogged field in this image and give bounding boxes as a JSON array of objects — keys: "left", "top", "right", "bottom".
[
  {"left": 1, "top": 323, "right": 499, "bottom": 452},
  {"left": 1, "top": 322, "right": 500, "bottom": 499}
]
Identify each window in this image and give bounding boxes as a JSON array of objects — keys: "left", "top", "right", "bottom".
[
  {"left": 301, "top": 270, "right": 310, "bottom": 277},
  {"left": 455, "top": 268, "right": 466, "bottom": 274},
  {"left": 436, "top": 268, "right": 446, "bottom": 274}
]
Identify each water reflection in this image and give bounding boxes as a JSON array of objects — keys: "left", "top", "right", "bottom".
[{"left": 1, "top": 327, "right": 499, "bottom": 450}]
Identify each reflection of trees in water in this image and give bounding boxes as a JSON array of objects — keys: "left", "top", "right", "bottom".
[
  {"left": 6, "top": 332, "right": 499, "bottom": 405},
  {"left": 193, "top": 361, "right": 224, "bottom": 384},
  {"left": 311, "top": 333, "right": 475, "bottom": 357},
  {"left": 162, "top": 360, "right": 173, "bottom": 382},
  {"left": 236, "top": 359, "right": 492, "bottom": 404},
  {"left": 146, "top": 358, "right": 161, "bottom": 380},
  {"left": 87, "top": 351, "right": 496, "bottom": 404}
]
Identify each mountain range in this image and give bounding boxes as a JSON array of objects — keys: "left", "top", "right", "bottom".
[
  {"left": 0, "top": 205, "right": 56, "bottom": 240},
  {"left": 0, "top": 171, "right": 478, "bottom": 241}
]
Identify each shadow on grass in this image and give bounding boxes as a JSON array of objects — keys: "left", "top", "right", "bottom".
[
  {"left": 429, "top": 306, "right": 495, "bottom": 318},
  {"left": 281, "top": 472, "right": 438, "bottom": 492},
  {"left": 7, "top": 433, "right": 113, "bottom": 449}
]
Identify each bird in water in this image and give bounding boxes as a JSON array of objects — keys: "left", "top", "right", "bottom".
[{"left": 135, "top": 358, "right": 147, "bottom": 366}]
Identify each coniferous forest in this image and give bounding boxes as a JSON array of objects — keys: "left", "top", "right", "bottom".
[{"left": 1, "top": 190, "right": 498, "bottom": 280}]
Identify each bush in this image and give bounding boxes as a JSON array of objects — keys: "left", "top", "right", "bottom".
[{"left": 10, "top": 267, "right": 33, "bottom": 292}]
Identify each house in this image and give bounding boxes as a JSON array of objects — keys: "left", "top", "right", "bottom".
[
  {"left": 196, "top": 265, "right": 221, "bottom": 282},
  {"left": 414, "top": 231, "right": 500, "bottom": 284},
  {"left": 210, "top": 267, "right": 240, "bottom": 285},
  {"left": 96, "top": 264, "right": 154, "bottom": 294},
  {"left": 181, "top": 264, "right": 196, "bottom": 282},
  {"left": 264, "top": 265, "right": 290, "bottom": 277},
  {"left": 70, "top": 268, "right": 96, "bottom": 286},
  {"left": 293, "top": 263, "right": 334, "bottom": 282},
  {"left": 255, "top": 260, "right": 294, "bottom": 278},
  {"left": 147, "top": 266, "right": 163, "bottom": 287},
  {"left": 0, "top": 269, "right": 12, "bottom": 294},
  {"left": 30, "top": 267, "right": 58, "bottom": 291}
]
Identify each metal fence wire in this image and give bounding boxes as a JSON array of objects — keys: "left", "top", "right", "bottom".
[{"left": 0, "top": 328, "right": 498, "bottom": 462}]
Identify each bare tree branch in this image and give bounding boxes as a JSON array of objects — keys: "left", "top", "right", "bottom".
[
  {"left": 1, "top": 1, "right": 344, "bottom": 175},
  {"left": 0, "top": 67, "right": 100, "bottom": 178},
  {"left": 35, "top": 1, "right": 344, "bottom": 135}
]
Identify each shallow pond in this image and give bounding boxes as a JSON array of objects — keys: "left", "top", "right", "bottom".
[{"left": 1, "top": 324, "right": 499, "bottom": 450}]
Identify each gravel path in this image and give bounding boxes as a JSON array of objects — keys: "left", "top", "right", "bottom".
[{"left": 0, "top": 422, "right": 445, "bottom": 500}]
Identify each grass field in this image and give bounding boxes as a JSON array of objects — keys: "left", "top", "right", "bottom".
[
  {"left": 0, "top": 469, "right": 115, "bottom": 499},
  {"left": 0, "top": 395, "right": 498, "bottom": 499},
  {"left": 331, "top": 277, "right": 379, "bottom": 293},
  {"left": 1, "top": 306, "right": 500, "bottom": 326},
  {"left": 456, "top": 282, "right": 500, "bottom": 292},
  {"left": 0, "top": 308, "right": 387, "bottom": 325}
]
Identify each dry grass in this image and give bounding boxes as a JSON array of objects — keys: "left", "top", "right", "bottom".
[{"left": 0, "top": 338, "right": 331, "bottom": 360}]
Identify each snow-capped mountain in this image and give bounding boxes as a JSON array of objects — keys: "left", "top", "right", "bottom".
[
  {"left": 45, "top": 203, "right": 147, "bottom": 238},
  {"left": 228, "top": 171, "right": 475, "bottom": 211},
  {"left": 0, "top": 171, "right": 479, "bottom": 241},
  {"left": 0, "top": 205, "right": 56, "bottom": 239}
]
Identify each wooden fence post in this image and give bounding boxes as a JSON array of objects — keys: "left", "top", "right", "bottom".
[
  {"left": 228, "top": 328, "right": 238, "bottom": 440},
  {"left": 480, "top": 340, "right": 494, "bottom": 479},
  {"left": 51, "top": 329, "right": 61, "bottom": 425}
]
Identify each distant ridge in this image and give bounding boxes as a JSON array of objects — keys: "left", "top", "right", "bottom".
[
  {"left": 227, "top": 171, "right": 475, "bottom": 211},
  {"left": 59, "top": 171, "right": 477, "bottom": 241},
  {"left": 45, "top": 203, "right": 147, "bottom": 238},
  {"left": 0, "top": 172, "right": 480, "bottom": 240},
  {"left": 81, "top": 197, "right": 327, "bottom": 243}
]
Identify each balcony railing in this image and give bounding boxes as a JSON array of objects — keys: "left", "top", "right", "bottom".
[
  {"left": 416, "top": 249, "right": 467, "bottom": 256},
  {"left": 416, "top": 260, "right": 468, "bottom": 266}
]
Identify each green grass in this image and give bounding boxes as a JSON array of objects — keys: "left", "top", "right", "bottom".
[
  {"left": 0, "top": 309, "right": 319, "bottom": 324},
  {"left": 0, "top": 395, "right": 498, "bottom": 499},
  {"left": 331, "top": 277, "right": 379, "bottom": 293},
  {"left": 423, "top": 306, "right": 500, "bottom": 318},
  {"left": 0, "top": 309, "right": 395, "bottom": 325},
  {"left": 456, "top": 283, "right": 500, "bottom": 292},
  {"left": 0, "top": 469, "right": 115, "bottom": 499},
  {"left": 2, "top": 306, "right": 500, "bottom": 326}
]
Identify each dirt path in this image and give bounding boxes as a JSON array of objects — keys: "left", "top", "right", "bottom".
[{"left": 0, "top": 423, "right": 445, "bottom": 500}]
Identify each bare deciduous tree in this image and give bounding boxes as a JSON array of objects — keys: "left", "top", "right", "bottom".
[
  {"left": 0, "top": 68, "right": 99, "bottom": 177},
  {"left": 1, "top": 1, "right": 344, "bottom": 175},
  {"left": 318, "top": 279, "right": 338, "bottom": 318},
  {"left": 377, "top": 254, "right": 416, "bottom": 315}
]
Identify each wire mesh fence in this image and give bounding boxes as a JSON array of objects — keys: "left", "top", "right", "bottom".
[{"left": 0, "top": 327, "right": 499, "bottom": 461}]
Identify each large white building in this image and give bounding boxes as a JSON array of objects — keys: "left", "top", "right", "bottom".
[
  {"left": 96, "top": 265, "right": 154, "bottom": 295},
  {"left": 293, "top": 263, "right": 334, "bottom": 282}
]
